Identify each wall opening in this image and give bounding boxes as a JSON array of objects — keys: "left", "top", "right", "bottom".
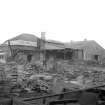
[
  {"left": 27, "top": 54, "right": 32, "bottom": 62},
  {"left": 94, "top": 55, "right": 99, "bottom": 61}
]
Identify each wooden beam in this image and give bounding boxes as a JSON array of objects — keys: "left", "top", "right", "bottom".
[
  {"left": 49, "top": 99, "right": 78, "bottom": 105},
  {"left": 8, "top": 40, "right": 13, "bottom": 57}
]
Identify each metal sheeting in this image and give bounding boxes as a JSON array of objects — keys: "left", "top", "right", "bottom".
[{"left": 4, "top": 40, "right": 37, "bottom": 47}]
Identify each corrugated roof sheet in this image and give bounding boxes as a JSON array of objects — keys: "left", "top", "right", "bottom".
[
  {"left": 45, "top": 40, "right": 65, "bottom": 50},
  {"left": 4, "top": 40, "right": 37, "bottom": 47},
  {"left": 45, "top": 43, "right": 64, "bottom": 50}
]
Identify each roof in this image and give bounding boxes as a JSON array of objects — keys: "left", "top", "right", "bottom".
[
  {"left": 65, "top": 40, "right": 105, "bottom": 55},
  {"left": 8, "top": 33, "right": 39, "bottom": 42},
  {"left": 1, "top": 33, "right": 65, "bottom": 50},
  {"left": 47, "top": 40, "right": 63, "bottom": 45},
  {"left": 3, "top": 33, "right": 39, "bottom": 47},
  {"left": 45, "top": 40, "right": 65, "bottom": 50},
  {"left": 45, "top": 43, "right": 65, "bottom": 50}
]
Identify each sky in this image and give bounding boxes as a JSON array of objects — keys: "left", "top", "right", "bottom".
[{"left": 0, "top": 0, "right": 105, "bottom": 48}]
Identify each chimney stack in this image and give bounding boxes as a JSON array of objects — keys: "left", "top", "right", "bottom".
[
  {"left": 40, "top": 32, "right": 46, "bottom": 49},
  {"left": 41, "top": 32, "right": 46, "bottom": 40}
]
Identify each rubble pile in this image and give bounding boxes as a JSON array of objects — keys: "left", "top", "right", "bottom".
[
  {"left": 0, "top": 63, "right": 12, "bottom": 96},
  {"left": 3, "top": 61, "right": 50, "bottom": 94},
  {"left": 5, "top": 62, "right": 18, "bottom": 84},
  {"left": 51, "top": 60, "right": 105, "bottom": 88},
  {"left": 0, "top": 58, "right": 105, "bottom": 96},
  {"left": 89, "top": 71, "right": 105, "bottom": 86}
]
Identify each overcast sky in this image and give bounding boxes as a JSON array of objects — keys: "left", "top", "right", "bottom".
[{"left": 0, "top": 0, "right": 105, "bottom": 47}]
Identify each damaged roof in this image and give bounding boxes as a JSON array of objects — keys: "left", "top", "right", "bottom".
[
  {"left": 8, "top": 33, "right": 39, "bottom": 42},
  {"left": 3, "top": 33, "right": 39, "bottom": 47},
  {"left": 2, "top": 33, "right": 65, "bottom": 50}
]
